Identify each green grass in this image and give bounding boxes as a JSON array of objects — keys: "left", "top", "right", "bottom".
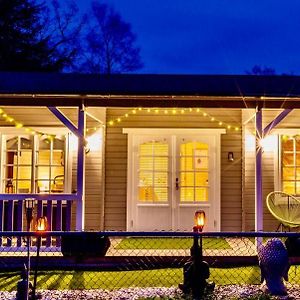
[
  {"left": 1, "top": 266, "right": 299, "bottom": 291},
  {"left": 115, "top": 237, "right": 231, "bottom": 250}
]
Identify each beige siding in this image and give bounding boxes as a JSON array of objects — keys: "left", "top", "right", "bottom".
[
  {"left": 0, "top": 106, "right": 105, "bottom": 230},
  {"left": 242, "top": 109, "right": 300, "bottom": 231},
  {"left": 105, "top": 108, "right": 242, "bottom": 231}
]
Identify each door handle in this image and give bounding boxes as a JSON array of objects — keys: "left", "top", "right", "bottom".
[{"left": 176, "top": 178, "right": 179, "bottom": 190}]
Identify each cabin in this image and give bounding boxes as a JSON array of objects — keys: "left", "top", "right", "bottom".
[{"left": 0, "top": 72, "right": 300, "bottom": 242}]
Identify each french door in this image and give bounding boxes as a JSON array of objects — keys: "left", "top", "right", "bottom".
[{"left": 124, "top": 128, "right": 224, "bottom": 232}]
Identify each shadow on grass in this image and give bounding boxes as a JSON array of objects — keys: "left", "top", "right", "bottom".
[
  {"left": 0, "top": 266, "right": 298, "bottom": 291},
  {"left": 0, "top": 272, "right": 19, "bottom": 291}
]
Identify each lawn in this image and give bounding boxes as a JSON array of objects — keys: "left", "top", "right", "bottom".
[
  {"left": 1, "top": 266, "right": 299, "bottom": 291},
  {"left": 115, "top": 237, "right": 231, "bottom": 250}
]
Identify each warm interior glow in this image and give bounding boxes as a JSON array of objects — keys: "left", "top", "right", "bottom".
[
  {"left": 138, "top": 141, "right": 168, "bottom": 202},
  {"left": 36, "top": 216, "right": 47, "bottom": 231},
  {"left": 180, "top": 142, "right": 209, "bottom": 202}
]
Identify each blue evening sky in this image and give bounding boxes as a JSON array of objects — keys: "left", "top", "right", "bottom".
[{"left": 72, "top": 0, "right": 299, "bottom": 75}]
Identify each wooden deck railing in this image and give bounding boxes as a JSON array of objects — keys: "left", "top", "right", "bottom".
[{"left": 0, "top": 195, "right": 75, "bottom": 248}]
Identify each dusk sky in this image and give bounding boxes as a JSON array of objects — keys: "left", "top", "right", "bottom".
[{"left": 74, "top": 0, "right": 300, "bottom": 75}]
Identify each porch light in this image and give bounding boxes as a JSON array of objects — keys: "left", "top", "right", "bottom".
[
  {"left": 259, "top": 135, "right": 277, "bottom": 152},
  {"left": 86, "top": 133, "right": 102, "bottom": 152},
  {"left": 194, "top": 210, "right": 205, "bottom": 233},
  {"left": 246, "top": 134, "right": 277, "bottom": 152}
]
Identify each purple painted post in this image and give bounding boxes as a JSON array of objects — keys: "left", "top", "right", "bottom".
[
  {"left": 76, "top": 105, "right": 86, "bottom": 231},
  {"left": 16, "top": 200, "right": 23, "bottom": 246},
  {"left": 37, "top": 200, "right": 43, "bottom": 219},
  {"left": 66, "top": 201, "right": 72, "bottom": 231},
  {"left": 47, "top": 107, "right": 80, "bottom": 137},
  {"left": 263, "top": 109, "right": 292, "bottom": 136},
  {"left": 46, "top": 200, "right": 52, "bottom": 247},
  {"left": 255, "top": 107, "right": 263, "bottom": 246},
  {"left": 7, "top": 201, "right": 13, "bottom": 247},
  {"left": 55, "top": 200, "right": 62, "bottom": 246}
]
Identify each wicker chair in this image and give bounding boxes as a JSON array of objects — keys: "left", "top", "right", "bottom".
[{"left": 266, "top": 191, "right": 300, "bottom": 231}]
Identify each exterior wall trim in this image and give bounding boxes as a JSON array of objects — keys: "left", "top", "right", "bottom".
[{"left": 123, "top": 127, "right": 225, "bottom": 231}]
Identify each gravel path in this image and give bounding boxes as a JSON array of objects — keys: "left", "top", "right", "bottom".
[{"left": 2, "top": 285, "right": 300, "bottom": 299}]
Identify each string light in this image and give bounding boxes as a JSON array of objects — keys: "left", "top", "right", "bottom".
[
  {"left": 0, "top": 106, "right": 241, "bottom": 139},
  {"left": 107, "top": 107, "right": 240, "bottom": 131},
  {"left": 0, "top": 107, "right": 103, "bottom": 140}
]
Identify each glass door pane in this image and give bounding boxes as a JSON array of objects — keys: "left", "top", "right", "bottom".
[
  {"left": 138, "top": 141, "right": 169, "bottom": 202},
  {"left": 179, "top": 141, "right": 209, "bottom": 202}
]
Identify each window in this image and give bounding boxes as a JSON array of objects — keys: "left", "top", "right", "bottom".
[
  {"left": 180, "top": 141, "right": 209, "bottom": 202},
  {"left": 281, "top": 135, "right": 300, "bottom": 195},
  {"left": 138, "top": 141, "right": 169, "bottom": 202},
  {"left": 2, "top": 134, "right": 68, "bottom": 194}
]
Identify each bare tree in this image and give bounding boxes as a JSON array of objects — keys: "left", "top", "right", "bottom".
[
  {"left": 0, "top": 0, "right": 86, "bottom": 72},
  {"left": 79, "top": 1, "right": 143, "bottom": 74},
  {"left": 245, "top": 65, "right": 276, "bottom": 75},
  {"left": 44, "top": 0, "right": 87, "bottom": 72}
]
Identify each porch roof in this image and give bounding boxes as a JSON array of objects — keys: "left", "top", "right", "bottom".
[{"left": 1, "top": 72, "right": 300, "bottom": 108}]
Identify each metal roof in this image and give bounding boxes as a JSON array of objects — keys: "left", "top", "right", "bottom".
[{"left": 0, "top": 72, "right": 300, "bottom": 108}]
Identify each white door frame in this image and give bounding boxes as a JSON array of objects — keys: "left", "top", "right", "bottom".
[{"left": 123, "top": 128, "right": 225, "bottom": 231}]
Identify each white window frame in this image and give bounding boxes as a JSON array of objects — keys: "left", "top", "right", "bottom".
[
  {"left": 272, "top": 129, "right": 300, "bottom": 194},
  {"left": 273, "top": 129, "right": 300, "bottom": 195},
  {"left": 0, "top": 127, "right": 72, "bottom": 194},
  {"left": 123, "top": 128, "right": 224, "bottom": 231}
]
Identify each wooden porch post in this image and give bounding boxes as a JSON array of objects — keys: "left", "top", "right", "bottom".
[
  {"left": 76, "top": 104, "right": 86, "bottom": 231},
  {"left": 255, "top": 106, "right": 263, "bottom": 235}
]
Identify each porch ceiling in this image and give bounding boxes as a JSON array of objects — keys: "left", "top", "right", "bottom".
[{"left": 1, "top": 72, "right": 300, "bottom": 108}]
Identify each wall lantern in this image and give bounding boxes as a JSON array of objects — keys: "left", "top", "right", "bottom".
[
  {"left": 228, "top": 152, "right": 234, "bottom": 162},
  {"left": 194, "top": 210, "right": 205, "bottom": 233}
]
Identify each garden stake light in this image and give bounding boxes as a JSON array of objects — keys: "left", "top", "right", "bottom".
[
  {"left": 23, "top": 198, "right": 35, "bottom": 300},
  {"left": 179, "top": 210, "right": 215, "bottom": 299},
  {"left": 32, "top": 217, "right": 47, "bottom": 300}
]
